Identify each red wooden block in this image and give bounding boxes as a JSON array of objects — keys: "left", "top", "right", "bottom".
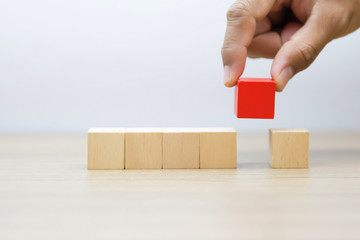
[{"left": 234, "top": 78, "right": 275, "bottom": 119}]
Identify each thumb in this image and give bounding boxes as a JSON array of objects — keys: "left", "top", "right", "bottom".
[{"left": 271, "top": 8, "right": 337, "bottom": 91}]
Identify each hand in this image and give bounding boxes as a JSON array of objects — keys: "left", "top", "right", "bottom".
[{"left": 222, "top": 0, "right": 360, "bottom": 91}]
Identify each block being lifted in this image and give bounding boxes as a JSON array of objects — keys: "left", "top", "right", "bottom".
[
  {"left": 269, "top": 128, "right": 309, "bottom": 169},
  {"left": 235, "top": 78, "right": 275, "bottom": 119}
]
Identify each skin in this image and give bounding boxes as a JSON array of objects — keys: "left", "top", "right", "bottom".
[{"left": 222, "top": 0, "right": 360, "bottom": 91}]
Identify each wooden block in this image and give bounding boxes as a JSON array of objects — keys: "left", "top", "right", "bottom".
[
  {"left": 87, "top": 128, "right": 125, "bottom": 170},
  {"left": 163, "top": 128, "right": 199, "bottom": 169},
  {"left": 235, "top": 78, "right": 276, "bottom": 119},
  {"left": 269, "top": 128, "right": 309, "bottom": 169},
  {"left": 125, "top": 128, "right": 163, "bottom": 169},
  {"left": 199, "top": 128, "right": 237, "bottom": 169}
]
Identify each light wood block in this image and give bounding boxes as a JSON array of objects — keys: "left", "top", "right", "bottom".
[
  {"left": 199, "top": 128, "right": 237, "bottom": 169},
  {"left": 87, "top": 128, "right": 125, "bottom": 170},
  {"left": 269, "top": 128, "right": 309, "bottom": 169},
  {"left": 125, "top": 128, "right": 163, "bottom": 169},
  {"left": 163, "top": 128, "right": 199, "bottom": 169}
]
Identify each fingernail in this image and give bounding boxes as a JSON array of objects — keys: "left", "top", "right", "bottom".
[
  {"left": 276, "top": 67, "right": 294, "bottom": 91},
  {"left": 224, "top": 65, "right": 232, "bottom": 86}
]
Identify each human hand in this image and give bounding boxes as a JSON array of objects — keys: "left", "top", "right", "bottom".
[{"left": 222, "top": 0, "right": 360, "bottom": 91}]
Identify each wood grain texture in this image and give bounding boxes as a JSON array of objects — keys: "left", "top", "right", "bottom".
[
  {"left": 125, "top": 128, "right": 163, "bottom": 169},
  {"left": 0, "top": 132, "right": 360, "bottom": 240},
  {"left": 87, "top": 128, "right": 125, "bottom": 169},
  {"left": 163, "top": 128, "right": 199, "bottom": 169},
  {"left": 199, "top": 128, "right": 237, "bottom": 169},
  {"left": 269, "top": 128, "right": 309, "bottom": 169}
]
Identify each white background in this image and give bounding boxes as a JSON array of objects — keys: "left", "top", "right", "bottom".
[{"left": 0, "top": 0, "right": 359, "bottom": 133}]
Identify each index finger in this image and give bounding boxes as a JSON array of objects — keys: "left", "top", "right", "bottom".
[{"left": 222, "top": 0, "right": 276, "bottom": 87}]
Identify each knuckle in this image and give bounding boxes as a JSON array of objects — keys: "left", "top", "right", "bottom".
[
  {"left": 330, "top": 8, "right": 346, "bottom": 22},
  {"left": 221, "top": 45, "right": 233, "bottom": 58},
  {"left": 317, "top": 5, "right": 353, "bottom": 37},
  {"left": 334, "top": 8, "right": 356, "bottom": 35},
  {"left": 226, "top": 1, "right": 251, "bottom": 21},
  {"left": 329, "top": 9, "right": 349, "bottom": 31},
  {"left": 221, "top": 34, "right": 238, "bottom": 56},
  {"left": 296, "top": 42, "right": 318, "bottom": 68}
]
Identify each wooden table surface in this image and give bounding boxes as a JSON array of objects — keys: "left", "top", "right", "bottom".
[{"left": 0, "top": 132, "right": 359, "bottom": 240}]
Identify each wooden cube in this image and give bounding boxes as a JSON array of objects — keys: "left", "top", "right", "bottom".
[
  {"left": 199, "top": 128, "right": 237, "bottom": 169},
  {"left": 125, "top": 128, "right": 163, "bottom": 169},
  {"left": 235, "top": 78, "right": 276, "bottom": 119},
  {"left": 163, "top": 128, "right": 199, "bottom": 169},
  {"left": 269, "top": 128, "right": 309, "bottom": 169},
  {"left": 87, "top": 128, "right": 125, "bottom": 170}
]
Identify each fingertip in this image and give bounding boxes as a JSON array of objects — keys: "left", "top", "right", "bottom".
[
  {"left": 272, "top": 71, "right": 285, "bottom": 92},
  {"left": 275, "top": 81, "right": 285, "bottom": 92},
  {"left": 271, "top": 61, "right": 283, "bottom": 92},
  {"left": 223, "top": 65, "right": 241, "bottom": 88},
  {"left": 222, "top": 46, "right": 246, "bottom": 88},
  {"left": 271, "top": 45, "right": 296, "bottom": 92},
  {"left": 273, "top": 66, "right": 294, "bottom": 92},
  {"left": 224, "top": 79, "right": 237, "bottom": 88}
]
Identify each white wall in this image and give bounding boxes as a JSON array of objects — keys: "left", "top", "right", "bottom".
[{"left": 0, "top": 0, "right": 359, "bottom": 133}]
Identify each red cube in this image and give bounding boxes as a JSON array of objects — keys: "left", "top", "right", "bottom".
[{"left": 234, "top": 78, "right": 276, "bottom": 119}]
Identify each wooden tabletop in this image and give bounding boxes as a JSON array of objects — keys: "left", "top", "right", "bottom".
[{"left": 0, "top": 132, "right": 359, "bottom": 240}]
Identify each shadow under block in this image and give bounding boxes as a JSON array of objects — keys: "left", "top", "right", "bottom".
[
  {"left": 269, "top": 128, "right": 309, "bottom": 169},
  {"left": 163, "top": 128, "right": 200, "bottom": 169},
  {"left": 125, "top": 128, "right": 163, "bottom": 169},
  {"left": 235, "top": 78, "right": 275, "bottom": 119},
  {"left": 87, "top": 128, "right": 125, "bottom": 170},
  {"left": 199, "top": 128, "right": 237, "bottom": 169}
]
